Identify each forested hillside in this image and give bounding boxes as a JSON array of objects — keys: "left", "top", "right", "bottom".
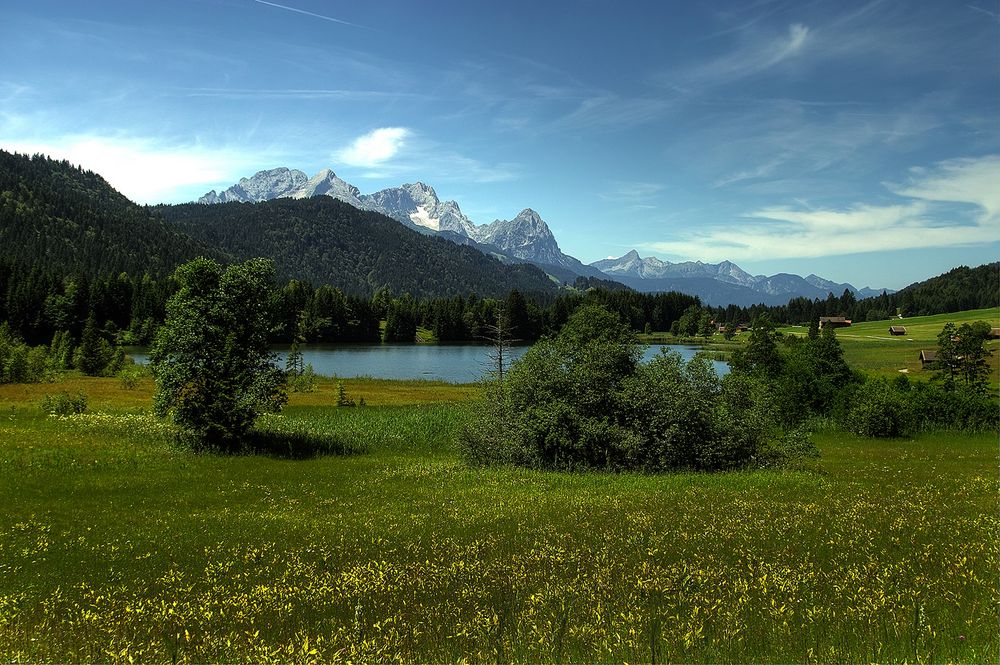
[
  {"left": 0, "top": 151, "right": 219, "bottom": 276},
  {"left": 891, "top": 263, "right": 999, "bottom": 315},
  {"left": 158, "top": 198, "right": 560, "bottom": 299}
]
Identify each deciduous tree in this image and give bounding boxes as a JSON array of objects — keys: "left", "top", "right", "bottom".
[{"left": 150, "top": 257, "right": 286, "bottom": 450}]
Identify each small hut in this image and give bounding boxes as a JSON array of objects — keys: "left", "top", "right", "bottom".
[
  {"left": 919, "top": 350, "right": 937, "bottom": 367},
  {"left": 819, "top": 316, "right": 852, "bottom": 329},
  {"left": 989, "top": 328, "right": 1000, "bottom": 340},
  {"left": 889, "top": 325, "right": 906, "bottom": 336}
]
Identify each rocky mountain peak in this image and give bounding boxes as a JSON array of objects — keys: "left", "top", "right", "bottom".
[
  {"left": 514, "top": 208, "right": 545, "bottom": 225},
  {"left": 401, "top": 182, "right": 439, "bottom": 205}
]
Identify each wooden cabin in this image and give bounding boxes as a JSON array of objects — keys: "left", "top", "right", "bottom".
[
  {"left": 918, "top": 350, "right": 937, "bottom": 367},
  {"left": 889, "top": 325, "right": 906, "bottom": 336},
  {"left": 819, "top": 316, "right": 852, "bottom": 329}
]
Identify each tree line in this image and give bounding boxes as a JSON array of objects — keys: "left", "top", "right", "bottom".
[
  {"left": 1, "top": 254, "right": 996, "bottom": 363},
  {"left": 0, "top": 256, "right": 704, "bottom": 348}
]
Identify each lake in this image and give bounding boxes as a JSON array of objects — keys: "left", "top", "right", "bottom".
[{"left": 129, "top": 344, "right": 728, "bottom": 384}]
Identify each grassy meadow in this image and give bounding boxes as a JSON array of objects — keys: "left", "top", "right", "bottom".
[
  {"left": 778, "top": 308, "right": 1000, "bottom": 382},
  {"left": 1, "top": 369, "right": 997, "bottom": 663}
]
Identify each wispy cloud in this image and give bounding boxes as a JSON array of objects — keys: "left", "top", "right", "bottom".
[
  {"left": 180, "top": 87, "right": 425, "bottom": 101},
  {"left": 887, "top": 155, "right": 1000, "bottom": 221},
  {"left": 711, "top": 160, "right": 780, "bottom": 188},
  {"left": 643, "top": 155, "right": 1000, "bottom": 261},
  {"left": 684, "top": 96, "right": 950, "bottom": 190},
  {"left": 330, "top": 127, "right": 518, "bottom": 184},
  {"left": 965, "top": 3, "right": 1000, "bottom": 22},
  {"left": 416, "top": 153, "right": 520, "bottom": 184},
  {"left": 335, "top": 127, "right": 410, "bottom": 168},
  {"left": 599, "top": 181, "right": 664, "bottom": 202},
  {"left": 253, "top": 0, "right": 366, "bottom": 29},
  {"left": 667, "top": 22, "right": 811, "bottom": 89},
  {"left": 543, "top": 94, "right": 672, "bottom": 134}
]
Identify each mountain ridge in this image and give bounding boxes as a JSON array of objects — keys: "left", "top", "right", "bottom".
[
  {"left": 200, "top": 168, "right": 609, "bottom": 281},
  {"left": 591, "top": 250, "right": 893, "bottom": 306},
  {"left": 160, "top": 197, "right": 562, "bottom": 299},
  {"left": 200, "top": 168, "right": 892, "bottom": 305}
]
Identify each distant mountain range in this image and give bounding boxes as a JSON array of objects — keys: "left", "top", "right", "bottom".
[
  {"left": 592, "top": 250, "right": 890, "bottom": 306},
  {"left": 199, "top": 168, "right": 891, "bottom": 306}
]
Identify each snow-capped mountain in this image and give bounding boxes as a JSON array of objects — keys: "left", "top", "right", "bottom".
[
  {"left": 593, "top": 250, "right": 758, "bottom": 287},
  {"left": 297, "top": 169, "right": 364, "bottom": 207},
  {"left": 476, "top": 209, "right": 561, "bottom": 263},
  {"left": 197, "top": 167, "right": 363, "bottom": 207},
  {"left": 199, "top": 169, "right": 605, "bottom": 279},
  {"left": 198, "top": 167, "right": 309, "bottom": 203},
  {"left": 198, "top": 170, "right": 886, "bottom": 304},
  {"left": 361, "top": 188, "right": 592, "bottom": 274},
  {"left": 361, "top": 182, "right": 478, "bottom": 237},
  {"left": 592, "top": 250, "right": 891, "bottom": 306}
]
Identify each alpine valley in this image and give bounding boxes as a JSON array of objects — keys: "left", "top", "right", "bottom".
[{"left": 199, "top": 167, "right": 892, "bottom": 306}]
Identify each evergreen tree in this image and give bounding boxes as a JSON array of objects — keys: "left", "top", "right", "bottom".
[
  {"left": 731, "top": 314, "right": 783, "bottom": 378},
  {"left": 74, "top": 313, "right": 114, "bottom": 376}
]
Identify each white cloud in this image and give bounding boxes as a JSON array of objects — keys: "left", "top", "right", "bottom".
[
  {"left": 0, "top": 135, "right": 260, "bottom": 203},
  {"left": 888, "top": 155, "right": 1000, "bottom": 222},
  {"left": 335, "top": 131, "right": 519, "bottom": 184},
  {"left": 643, "top": 155, "right": 1000, "bottom": 261},
  {"left": 335, "top": 127, "right": 409, "bottom": 168},
  {"left": 599, "top": 181, "right": 664, "bottom": 202},
  {"left": 672, "top": 23, "right": 812, "bottom": 89}
]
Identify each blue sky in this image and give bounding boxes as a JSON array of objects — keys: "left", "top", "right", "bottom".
[{"left": 2, "top": 0, "right": 997, "bottom": 289}]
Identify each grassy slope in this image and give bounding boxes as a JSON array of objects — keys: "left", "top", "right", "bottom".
[
  {"left": 777, "top": 308, "right": 1000, "bottom": 381},
  {"left": 1, "top": 376, "right": 997, "bottom": 662}
]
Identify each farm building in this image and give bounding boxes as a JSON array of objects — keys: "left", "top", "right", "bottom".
[
  {"left": 819, "top": 316, "right": 852, "bottom": 329},
  {"left": 989, "top": 328, "right": 1000, "bottom": 339},
  {"left": 889, "top": 325, "right": 907, "bottom": 336},
  {"left": 919, "top": 350, "right": 937, "bottom": 367}
]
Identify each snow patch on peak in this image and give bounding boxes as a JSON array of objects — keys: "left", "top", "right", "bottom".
[{"left": 408, "top": 205, "right": 441, "bottom": 231}]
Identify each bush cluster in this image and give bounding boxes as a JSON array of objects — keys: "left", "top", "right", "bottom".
[
  {"left": 460, "top": 306, "right": 816, "bottom": 472},
  {"left": 40, "top": 391, "right": 88, "bottom": 416},
  {"left": 0, "top": 323, "right": 56, "bottom": 383},
  {"left": 841, "top": 375, "right": 998, "bottom": 437}
]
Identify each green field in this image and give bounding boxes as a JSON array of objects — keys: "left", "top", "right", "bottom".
[
  {"left": 777, "top": 308, "right": 1000, "bottom": 381},
  {"left": 1, "top": 372, "right": 997, "bottom": 663}
]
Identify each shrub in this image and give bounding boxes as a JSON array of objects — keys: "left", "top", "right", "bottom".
[
  {"left": 119, "top": 365, "right": 145, "bottom": 390},
  {"left": 460, "top": 305, "right": 815, "bottom": 473},
  {"left": 900, "top": 379, "right": 999, "bottom": 432},
  {"left": 0, "top": 323, "right": 55, "bottom": 384},
  {"left": 40, "top": 391, "right": 88, "bottom": 416},
  {"left": 845, "top": 378, "right": 915, "bottom": 438}
]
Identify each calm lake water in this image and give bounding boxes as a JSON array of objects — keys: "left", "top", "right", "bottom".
[{"left": 129, "top": 344, "right": 728, "bottom": 384}]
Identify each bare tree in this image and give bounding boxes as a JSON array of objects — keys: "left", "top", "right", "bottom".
[
  {"left": 461, "top": 300, "right": 520, "bottom": 466},
  {"left": 480, "top": 301, "right": 517, "bottom": 384}
]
